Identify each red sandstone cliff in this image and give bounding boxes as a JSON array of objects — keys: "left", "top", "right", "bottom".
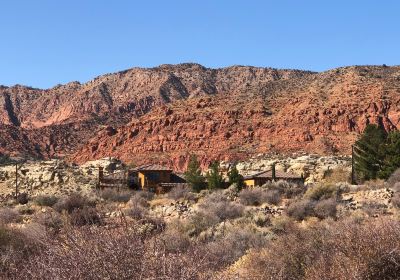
[{"left": 1, "top": 64, "right": 400, "bottom": 168}]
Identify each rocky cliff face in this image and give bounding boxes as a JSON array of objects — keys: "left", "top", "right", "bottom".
[
  {"left": 1, "top": 64, "right": 400, "bottom": 167},
  {"left": 0, "top": 64, "right": 310, "bottom": 159}
]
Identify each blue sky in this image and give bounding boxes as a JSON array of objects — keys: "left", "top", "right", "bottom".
[{"left": 0, "top": 1, "right": 399, "bottom": 88}]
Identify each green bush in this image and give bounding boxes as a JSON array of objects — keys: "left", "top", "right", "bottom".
[
  {"left": 206, "top": 161, "right": 224, "bottom": 190},
  {"left": 184, "top": 154, "right": 206, "bottom": 192}
]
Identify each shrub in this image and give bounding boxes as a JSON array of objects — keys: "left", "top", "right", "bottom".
[
  {"left": 239, "top": 188, "right": 263, "bottom": 206},
  {"left": 183, "top": 211, "right": 220, "bottom": 237},
  {"left": 199, "top": 192, "right": 244, "bottom": 221},
  {"left": 34, "top": 211, "right": 63, "bottom": 233},
  {"left": 263, "top": 180, "right": 305, "bottom": 199},
  {"left": 16, "top": 193, "right": 29, "bottom": 205},
  {"left": 313, "top": 198, "right": 337, "bottom": 219},
  {"left": 127, "top": 192, "right": 151, "bottom": 208},
  {"left": 323, "top": 167, "right": 351, "bottom": 184},
  {"left": 8, "top": 226, "right": 216, "bottom": 279},
  {"left": 363, "top": 179, "right": 388, "bottom": 190},
  {"left": 125, "top": 193, "right": 152, "bottom": 219},
  {"left": 34, "top": 195, "right": 59, "bottom": 207},
  {"left": 388, "top": 168, "right": 400, "bottom": 186},
  {"left": 70, "top": 207, "right": 102, "bottom": 227},
  {"left": 136, "top": 216, "right": 166, "bottom": 235},
  {"left": 223, "top": 184, "right": 241, "bottom": 200},
  {"left": 203, "top": 227, "right": 267, "bottom": 267},
  {"left": 239, "top": 187, "right": 281, "bottom": 206},
  {"left": 161, "top": 226, "right": 191, "bottom": 253},
  {"left": 392, "top": 182, "right": 400, "bottom": 192},
  {"left": 167, "top": 185, "right": 196, "bottom": 201},
  {"left": 363, "top": 201, "right": 389, "bottom": 217},
  {"left": 263, "top": 189, "right": 281, "bottom": 205},
  {"left": 134, "top": 190, "right": 154, "bottom": 201},
  {"left": 270, "top": 215, "right": 297, "bottom": 234},
  {"left": 53, "top": 193, "right": 93, "bottom": 213},
  {"left": 391, "top": 193, "right": 400, "bottom": 208},
  {"left": 232, "top": 218, "right": 400, "bottom": 280},
  {"left": 286, "top": 197, "right": 338, "bottom": 221},
  {"left": 99, "top": 188, "right": 132, "bottom": 203},
  {"left": 304, "top": 184, "right": 338, "bottom": 201},
  {"left": 252, "top": 212, "right": 271, "bottom": 227},
  {"left": 0, "top": 207, "right": 22, "bottom": 224},
  {"left": 0, "top": 224, "right": 41, "bottom": 278},
  {"left": 17, "top": 205, "right": 35, "bottom": 215},
  {"left": 286, "top": 199, "right": 315, "bottom": 221},
  {"left": 125, "top": 204, "right": 148, "bottom": 220}
]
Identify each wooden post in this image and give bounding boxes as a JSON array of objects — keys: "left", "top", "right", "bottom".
[
  {"left": 98, "top": 167, "right": 104, "bottom": 189},
  {"left": 15, "top": 163, "right": 18, "bottom": 199},
  {"left": 351, "top": 145, "right": 356, "bottom": 185},
  {"left": 271, "top": 163, "right": 276, "bottom": 181}
]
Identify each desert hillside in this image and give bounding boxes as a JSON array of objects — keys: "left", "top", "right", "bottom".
[{"left": 1, "top": 64, "right": 400, "bottom": 167}]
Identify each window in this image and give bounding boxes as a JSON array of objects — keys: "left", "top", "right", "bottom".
[{"left": 146, "top": 172, "right": 160, "bottom": 182}]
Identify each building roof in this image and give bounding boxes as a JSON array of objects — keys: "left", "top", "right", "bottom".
[
  {"left": 131, "top": 164, "right": 172, "bottom": 172},
  {"left": 244, "top": 169, "right": 302, "bottom": 180}
]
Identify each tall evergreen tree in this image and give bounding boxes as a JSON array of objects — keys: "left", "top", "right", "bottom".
[
  {"left": 206, "top": 161, "right": 224, "bottom": 190},
  {"left": 184, "top": 154, "right": 205, "bottom": 192},
  {"left": 378, "top": 130, "right": 400, "bottom": 179},
  {"left": 354, "top": 124, "right": 387, "bottom": 181},
  {"left": 227, "top": 164, "right": 244, "bottom": 190}
]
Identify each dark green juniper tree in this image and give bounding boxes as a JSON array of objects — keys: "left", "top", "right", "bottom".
[
  {"left": 354, "top": 124, "right": 387, "bottom": 181},
  {"left": 378, "top": 131, "right": 400, "bottom": 179},
  {"left": 184, "top": 154, "right": 205, "bottom": 192},
  {"left": 227, "top": 164, "right": 244, "bottom": 190},
  {"left": 206, "top": 161, "right": 224, "bottom": 190},
  {"left": 354, "top": 124, "right": 400, "bottom": 181}
]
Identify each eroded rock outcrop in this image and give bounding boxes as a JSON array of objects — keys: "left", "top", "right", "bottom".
[{"left": 1, "top": 64, "right": 400, "bottom": 166}]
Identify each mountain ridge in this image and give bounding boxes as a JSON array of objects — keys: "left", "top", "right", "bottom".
[{"left": 1, "top": 63, "right": 400, "bottom": 168}]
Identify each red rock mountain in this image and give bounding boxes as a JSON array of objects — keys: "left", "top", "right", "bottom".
[{"left": 1, "top": 63, "right": 400, "bottom": 168}]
